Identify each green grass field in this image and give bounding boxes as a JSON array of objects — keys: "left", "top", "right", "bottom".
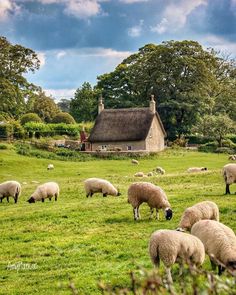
[{"left": 0, "top": 147, "right": 235, "bottom": 294}]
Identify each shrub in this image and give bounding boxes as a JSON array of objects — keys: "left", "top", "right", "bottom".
[
  {"left": 215, "top": 147, "right": 235, "bottom": 154},
  {"left": 52, "top": 112, "right": 76, "bottom": 124},
  {"left": 8, "top": 119, "right": 25, "bottom": 139},
  {"left": 0, "top": 144, "right": 8, "bottom": 149},
  {"left": 20, "top": 113, "right": 42, "bottom": 125},
  {"left": 198, "top": 141, "right": 218, "bottom": 153},
  {"left": 0, "top": 123, "right": 13, "bottom": 140},
  {"left": 227, "top": 134, "right": 236, "bottom": 144},
  {"left": 221, "top": 139, "right": 236, "bottom": 148}
]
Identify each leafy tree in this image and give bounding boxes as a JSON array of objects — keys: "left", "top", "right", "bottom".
[
  {"left": 97, "top": 40, "right": 236, "bottom": 138},
  {"left": 52, "top": 112, "right": 76, "bottom": 124},
  {"left": 0, "top": 36, "right": 40, "bottom": 118},
  {"left": 194, "top": 114, "right": 235, "bottom": 147},
  {"left": 70, "top": 82, "right": 99, "bottom": 122},
  {"left": 20, "top": 113, "right": 42, "bottom": 125},
  {"left": 33, "top": 92, "right": 60, "bottom": 123},
  {"left": 57, "top": 99, "right": 71, "bottom": 113}
]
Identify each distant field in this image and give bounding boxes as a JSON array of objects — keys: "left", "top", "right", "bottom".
[{"left": 0, "top": 147, "right": 235, "bottom": 294}]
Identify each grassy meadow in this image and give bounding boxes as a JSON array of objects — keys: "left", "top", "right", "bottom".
[{"left": 0, "top": 147, "right": 235, "bottom": 294}]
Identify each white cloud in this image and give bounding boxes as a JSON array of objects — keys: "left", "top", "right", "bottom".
[
  {"left": 76, "top": 48, "right": 132, "bottom": 58},
  {"left": 37, "top": 52, "right": 46, "bottom": 67},
  {"left": 56, "top": 51, "right": 66, "bottom": 59},
  {"left": 44, "top": 88, "right": 76, "bottom": 100},
  {"left": 0, "top": 0, "right": 20, "bottom": 21},
  {"left": 151, "top": 0, "right": 207, "bottom": 34},
  {"left": 203, "top": 35, "right": 236, "bottom": 57},
  {"left": 128, "top": 19, "right": 144, "bottom": 37},
  {"left": 120, "top": 0, "right": 149, "bottom": 3}
]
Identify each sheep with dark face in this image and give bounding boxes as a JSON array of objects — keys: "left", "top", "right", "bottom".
[
  {"left": 84, "top": 178, "right": 120, "bottom": 198},
  {"left": 0, "top": 181, "right": 21, "bottom": 204},
  {"left": 222, "top": 163, "right": 236, "bottom": 194},
  {"left": 191, "top": 220, "right": 236, "bottom": 275},
  {"left": 27, "top": 182, "right": 59, "bottom": 203},
  {"left": 187, "top": 167, "right": 207, "bottom": 173},
  {"left": 127, "top": 182, "right": 172, "bottom": 221}
]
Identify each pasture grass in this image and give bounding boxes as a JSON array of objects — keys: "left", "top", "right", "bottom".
[{"left": 0, "top": 148, "right": 235, "bottom": 294}]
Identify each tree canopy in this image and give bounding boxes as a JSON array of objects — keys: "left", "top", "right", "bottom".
[
  {"left": 96, "top": 40, "right": 236, "bottom": 138},
  {"left": 0, "top": 36, "right": 40, "bottom": 118}
]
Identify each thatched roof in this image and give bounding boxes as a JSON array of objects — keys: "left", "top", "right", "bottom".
[{"left": 88, "top": 108, "right": 166, "bottom": 143}]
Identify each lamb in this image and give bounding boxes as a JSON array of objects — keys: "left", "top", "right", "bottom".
[
  {"left": 127, "top": 182, "right": 172, "bottom": 220},
  {"left": 131, "top": 159, "right": 139, "bottom": 165},
  {"left": 27, "top": 182, "right": 59, "bottom": 203},
  {"left": 191, "top": 220, "right": 236, "bottom": 275},
  {"left": 177, "top": 201, "right": 219, "bottom": 232},
  {"left": 84, "top": 178, "right": 120, "bottom": 198},
  {"left": 228, "top": 155, "right": 236, "bottom": 161},
  {"left": 187, "top": 167, "right": 207, "bottom": 173},
  {"left": 154, "top": 167, "right": 165, "bottom": 175},
  {"left": 47, "top": 164, "right": 54, "bottom": 170},
  {"left": 222, "top": 163, "right": 236, "bottom": 194},
  {"left": 0, "top": 181, "right": 21, "bottom": 203},
  {"left": 134, "top": 172, "right": 145, "bottom": 177},
  {"left": 149, "top": 229, "right": 205, "bottom": 282}
]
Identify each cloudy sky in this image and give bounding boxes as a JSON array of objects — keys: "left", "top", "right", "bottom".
[{"left": 0, "top": 0, "right": 235, "bottom": 101}]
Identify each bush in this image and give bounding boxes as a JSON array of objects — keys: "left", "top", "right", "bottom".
[
  {"left": 0, "top": 144, "right": 8, "bottom": 149},
  {"left": 20, "top": 113, "right": 42, "bottom": 125},
  {"left": 52, "top": 112, "right": 76, "bottom": 124},
  {"left": 215, "top": 147, "right": 235, "bottom": 154},
  {"left": 8, "top": 119, "right": 25, "bottom": 139},
  {"left": 227, "top": 134, "right": 236, "bottom": 144},
  {"left": 187, "top": 135, "right": 212, "bottom": 145},
  {"left": 198, "top": 141, "right": 218, "bottom": 153},
  {"left": 221, "top": 139, "right": 236, "bottom": 148},
  {"left": 0, "top": 123, "right": 13, "bottom": 140}
]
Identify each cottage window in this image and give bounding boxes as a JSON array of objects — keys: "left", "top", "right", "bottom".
[{"left": 127, "top": 146, "right": 132, "bottom": 150}]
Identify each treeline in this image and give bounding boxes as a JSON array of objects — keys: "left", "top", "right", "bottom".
[{"left": 1, "top": 37, "right": 236, "bottom": 142}]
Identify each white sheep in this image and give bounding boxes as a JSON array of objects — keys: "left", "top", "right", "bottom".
[
  {"left": 228, "top": 155, "right": 236, "bottom": 161},
  {"left": 191, "top": 220, "right": 236, "bottom": 275},
  {"left": 131, "top": 159, "right": 139, "bottom": 165},
  {"left": 187, "top": 167, "right": 207, "bottom": 173},
  {"left": 0, "top": 181, "right": 21, "bottom": 203},
  {"left": 127, "top": 182, "right": 172, "bottom": 221},
  {"left": 47, "top": 164, "right": 54, "bottom": 170},
  {"left": 134, "top": 172, "right": 145, "bottom": 177},
  {"left": 84, "top": 178, "right": 120, "bottom": 198},
  {"left": 27, "top": 182, "right": 59, "bottom": 203},
  {"left": 222, "top": 163, "right": 236, "bottom": 194},
  {"left": 149, "top": 229, "right": 205, "bottom": 283},
  {"left": 154, "top": 167, "right": 165, "bottom": 175},
  {"left": 177, "top": 201, "right": 219, "bottom": 232}
]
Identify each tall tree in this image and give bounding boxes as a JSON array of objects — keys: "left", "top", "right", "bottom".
[
  {"left": 0, "top": 36, "right": 40, "bottom": 118},
  {"left": 70, "top": 82, "right": 99, "bottom": 122},
  {"left": 97, "top": 40, "right": 236, "bottom": 138},
  {"left": 57, "top": 99, "right": 71, "bottom": 113},
  {"left": 33, "top": 92, "right": 60, "bottom": 123}
]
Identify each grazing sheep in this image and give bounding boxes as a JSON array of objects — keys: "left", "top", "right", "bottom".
[
  {"left": 187, "top": 167, "right": 207, "bottom": 173},
  {"left": 154, "top": 167, "right": 165, "bottom": 175},
  {"left": 27, "top": 182, "right": 59, "bottom": 203},
  {"left": 191, "top": 220, "right": 236, "bottom": 275},
  {"left": 47, "top": 164, "right": 54, "bottom": 170},
  {"left": 134, "top": 172, "right": 145, "bottom": 177},
  {"left": 84, "top": 178, "right": 120, "bottom": 198},
  {"left": 131, "top": 159, "right": 139, "bottom": 165},
  {"left": 0, "top": 181, "right": 21, "bottom": 204},
  {"left": 177, "top": 201, "right": 219, "bottom": 232},
  {"left": 127, "top": 182, "right": 172, "bottom": 221},
  {"left": 149, "top": 229, "right": 205, "bottom": 283},
  {"left": 147, "top": 172, "right": 154, "bottom": 177},
  {"left": 228, "top": 155, "right": 236, "bottom": 161},
  {"left": 223, "top": 163, "right": 236, "bottom": 194}
]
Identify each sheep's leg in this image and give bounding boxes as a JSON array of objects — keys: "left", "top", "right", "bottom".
[
  {"left": 55, "top": 193, "right": 58, "bottom": 201},
  {"left": 179, "top": 262, "right": 184, "bottom": 276},
  {"left": 225, "top": 184, "right": 230, "bottom": 195},
  {"left": 156, "top": 209, "right": 159, "bottom": 220},
  {"left": 42, "top": 198, "right": 45, "bottom": 203},
  {"left": 0, "top": 197, "right": 2, "bottom": 203},
  {"left": 49, "top": 198, "right": 52, "bottom": 201},
  {"left": 103, "top": 193, "right": 108, "bottom": 197},
  {"left": 150, "top": 208, "right": 154, "bottom": 219},
  {"left": 210, "top": 259, "right": 217, "bottom": 270},
  {"left": 218, "top": 265, "right": 225, "bottom": 276},
  {"left": 134, "top": 207, "right": 139, "bottom": 220},
  {"left": 6, "top": 196, "right": 9, "bottom": 203},
  {"left": 165, "top": 266, "right": 173, "bottom": 284}
]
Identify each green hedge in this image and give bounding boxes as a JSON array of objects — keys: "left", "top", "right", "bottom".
[{"left": 0, "top": 123, "right": 13, "bottom": 140}]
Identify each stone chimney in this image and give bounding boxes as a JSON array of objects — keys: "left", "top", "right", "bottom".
[
  {"left": 98, "top": 95, "right": 104, "bottom": 114},
  {"left": 150, "top": 94, "right": 156, "bottom": 113}
]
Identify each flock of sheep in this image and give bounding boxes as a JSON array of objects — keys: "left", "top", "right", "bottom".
[{"left": 0, "top": 160, "right": 236, "bottom": 283}]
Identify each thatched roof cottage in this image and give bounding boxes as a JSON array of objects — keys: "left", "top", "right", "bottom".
[{"left": 87, "top": 95, "right": 166, "bottom": 152}]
